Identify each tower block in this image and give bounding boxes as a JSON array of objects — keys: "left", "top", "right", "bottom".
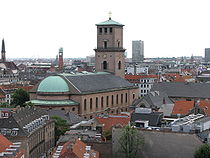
[{"left": 94, "top": 15, "right": 125, "bottom": 78}]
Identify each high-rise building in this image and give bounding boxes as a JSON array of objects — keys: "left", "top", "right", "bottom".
[
  {"left": 94, "top": 15, "right": 125, "bottom": 78},
  {"left": 205, "top": 48, "right": 210, "bottom": 62},
  {"left": 132, "top": 40, "right": 144, "bottom": 63}
]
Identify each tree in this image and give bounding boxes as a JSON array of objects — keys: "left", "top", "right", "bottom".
[
  {"left": 194, "top": 144, "right": 210, "bottom": 158},
  {"left": 118, "top": 125, "right": 144, "bottom": 158},
  {"left": 11, "top": 88, "right": 29, "bottom": 107},
  {"left": 51, "top": 116, "right": 69, "bottom": 142}
]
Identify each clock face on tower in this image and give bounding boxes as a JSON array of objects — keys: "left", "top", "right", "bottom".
[{"left": 103, "top": 54, "right": 107, "bottom": 59}]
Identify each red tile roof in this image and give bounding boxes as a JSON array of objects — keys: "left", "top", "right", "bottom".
[
  {"left": 199, "top": 100, "right": 210, "bottom": 116},
  {"left": 73, "top": 139, "right": 99, "bottom": 158},
  {"left": 0, "top": 135, "right": 12, "bottom": 153},
  {"left": 0, "top": 135, "right": 25, "bottom": 158},
  {"left": 95, "top": 114, "right": 130, "bottom": 131},
  {"left": 172, "top": 101, "right": 195, "bottom": 115},
  {"left": 125, "top": 74, "right": 158, "bottom": 80}
]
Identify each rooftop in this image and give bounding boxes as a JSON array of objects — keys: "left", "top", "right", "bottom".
[{"left": 96, "top": 18, "right": 124, "bottom": 26}]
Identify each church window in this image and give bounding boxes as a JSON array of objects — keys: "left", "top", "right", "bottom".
[
  {"left": 104, "top": 28, "right": 107, "bottom": 33},
  {"left": 96, "top": 97, "right": 98, "bottom": 109},
  {"left": 103, "top": 61, "right": 108, "bottom": 70},
  {"left": 112, "top": 95, "right": 114, "bottom": 106},
  {"left": 103, "top": 41, "right": 107, "bottom": 48},
  {"left": 101, "top": 97, "right": 104, "bottom": 108},
  {"left": 116, "top": 95, "right": 119, "bottom": 104},
  {"left": 133, "top": 93, "right": 135, "bottom": 99},
  {"left": 110, "top": 28, "right": 112, "bottom": 33},
  {"left": 118, "top": 41, "right": 120, "bottom": 48},
  {"left": 106, "top": 96, "right": 109, "bottom": 107},
  {"left": 90, "top": 98, "right": 92, "bottom": 111},
  {"left": 118, "top": 61, "right": 121, "bottom": 69},
  {"left": 84, "top": 99, "right": 87, "bottom": 111},
  {"left": 121, "top": 94, "right": 123, "bottom": 104},
  {"left": 125, "top": 93, "right": 128, "bottom": 103},
  {"left": 99, "top": 28, "right": 102, "bottom": 33}
]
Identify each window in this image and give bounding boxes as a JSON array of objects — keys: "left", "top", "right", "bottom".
[
  {"left": 118, "top": 41, "right": 120, "bottom": 48},
  {"left": 90, "top": 98, "right": 92, "bottom": 111},
  {"left": 141, "top": 84, "right": 143, "bottom": 88},
  {"left": 103, "top": 61, "right": 108, "bottom": 70},
  {"left": 106, "top": 96, "right": 109, "bottom": 107},
  {"left": 104, "top": 28, "right": 107, "bottom": 33},
  {"left": 125, "top": 93, "right": 128, "bottom": 103},
  {"left": 84, "top": 99, "right": 87, "bottom": 111},
  {"left": 116, "top": 95, "right": 119, "bottom": 104},
  {"left": 101, "top": 97, "right": 104, "bottom": 108},
  {"left": 112, "top": 95, "right": 114, "bottom": 106},
  {"left": 121, "top": 94, "right": 123, "bottom": 104},
  {"left": 118, "top": 61, "right": 121, "bottom": 69},
  {"left": 141, "top": 90, "right": 143, "bottom": 93},
  {"left": 144, "top": 90, "right": 146, "bottom": 93},
  {"left": 96, "top": 97, "right": 98, "bottom": 109},
  {"left": 99, "top": 28, "right": 102, "bottom": 33},
  {"left": 110, "top": 27, "right": 112, "bottom": 33},
  {"left": 133, "top": 93, "right": 135, "bottom": 99},
  {"left": 103, "top": 41, "right": 107, "bottom": 48}
]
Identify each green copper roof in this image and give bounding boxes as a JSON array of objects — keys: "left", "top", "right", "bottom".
[
  {"left": 37, "top": 76, "right": 69, "bottom": 92},
  {"left": 96, "top": 19, "right": 124, "bottom": 26},
  {"left": 59, "top": 47, "right": 63, "bottom": 52},
  {"left": 30, "top": 100, "right": 79, "bottom": 106}
]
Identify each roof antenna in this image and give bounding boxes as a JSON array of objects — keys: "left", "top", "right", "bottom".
[{"left": 109, "top": 11, "right": 112, "bottom": 20}]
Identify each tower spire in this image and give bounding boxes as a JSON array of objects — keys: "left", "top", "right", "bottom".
[
  {"left": 1, "top": 39, "right": 6, "bottom": 62},
  {"left": 1, "top": 39, "right": 5, "bottom": 53}
]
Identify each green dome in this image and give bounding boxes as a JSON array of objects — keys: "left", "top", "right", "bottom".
[{"left": 37, "top": 76, "right": 69, "bottom": 93}]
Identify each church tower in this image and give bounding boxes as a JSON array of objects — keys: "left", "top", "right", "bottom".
[
  {"left": 1, "top": 39, "right": 6, "bottom": 62},
  {"left": 58, "top": 47, "right": 64, "bottom": 71},
  {"left": 94, "top": 14, "right": 125, "bottom": 78}
]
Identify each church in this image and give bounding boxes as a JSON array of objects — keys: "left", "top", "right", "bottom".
[{"left": 30, "top": 16, "right": 139, "bottom": 119}]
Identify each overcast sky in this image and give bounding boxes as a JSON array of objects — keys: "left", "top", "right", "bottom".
[{"left": 1, "top": 0, "right": 210, "bottom": 59}]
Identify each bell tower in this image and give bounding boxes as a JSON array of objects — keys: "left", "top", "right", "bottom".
[{"left": 94, "top": 14, "right": 125, "bottom": 78}]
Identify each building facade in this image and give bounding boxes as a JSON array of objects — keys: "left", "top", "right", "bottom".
[
  {"left": 132, "top": 40, "right": 144, "bottom": 63},
  {"left": 0, "top": 107, "right": 54, "bottom": 158},
  {"left": 205, "top": 48, "right": 210, "bottom": 62}
]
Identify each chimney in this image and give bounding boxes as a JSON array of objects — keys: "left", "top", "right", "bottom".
[{"left": 58, "top": 47, "right": 64, "bottom": 71}]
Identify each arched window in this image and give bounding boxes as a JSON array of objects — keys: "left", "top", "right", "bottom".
[
  {"left": 96, "top": 97, "right": 98, "bottom": 109},
  {"left": 133, "top": 93, "right": 135, "bottom": 99},
  {"left": 106, "top": 96, "right": 109, "bottom": 107},
  {"left": 90, "top": 98, "right": 92, "bottom": 111},
  {"left": 103, "top": 41, "right": 107, "bottom": 48},
  {"left": 121, "top": 94, "right": 123, "bottom": 104},
  {"left": 116, "top": 95, "right": 118, "bottom": 104},
  {"left": 84, "top": 99, "right": 87, "bottom": 111},
  {"left": 101, "top": 97, "right": 104, "bottom": 108},
  {"left": 118, "top": 61, "right": 121, "bottom": 69},
  {"left": 103, "top": 61, "right": 108, "bottom": 70},
  {"left": 111, "top": 95, "right": 114, "bottom": 106}
]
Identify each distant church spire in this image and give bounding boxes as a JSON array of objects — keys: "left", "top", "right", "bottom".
[{"left": 1, "top": 39, "right": 6, "bottom": 62}]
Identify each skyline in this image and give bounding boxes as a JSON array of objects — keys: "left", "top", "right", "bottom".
[{"left": 1, "top": 0, "right": 210, "bottom": 59}]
